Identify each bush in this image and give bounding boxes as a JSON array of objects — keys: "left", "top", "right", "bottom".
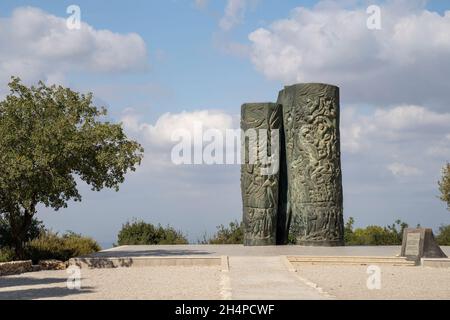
[
  {"left": 436, "top": 225, "right": 450, "bottom": 246},
  {"left": 0, "top": 247, "right": 14, "bottom": 263},
  {"left": 201, "top": 221, "right": 243, "bottom": 245},
  {"left": 25, "top": 231, "right": 101, "bottom": 263},
  {"left": 350, "top": 226, "right": 397, "bottom": 245},
  {"left": 345, "top": 218, "right": 408, "bottom": 246},
  {"left": 117, "top": 220, "right": 188, "bottom": 245}
]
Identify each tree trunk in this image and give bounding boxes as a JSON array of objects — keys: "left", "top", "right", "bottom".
[{"left": 9, "top": 208, "right": 34, "bottom": 260}]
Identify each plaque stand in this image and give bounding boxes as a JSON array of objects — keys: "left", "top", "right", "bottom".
[{"left": 400, "top": 228, "right": 447, "bottom": 262}]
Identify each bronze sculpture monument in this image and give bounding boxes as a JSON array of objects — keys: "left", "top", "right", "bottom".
[{"left": 241, "top": 83, "right": 344, "bottom": 246}]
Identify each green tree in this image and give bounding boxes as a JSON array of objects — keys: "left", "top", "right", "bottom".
[
  {"left": 117, "top": 220, "right": 188, "bottom": 245},
  {"left": 436, "top": 225, "right": 450, "bottom": 246},
  {"left": 0, "top": 78, "right": 143, "bottom": 258},
  {"left": 439, "top": 163, "right": 450, "bottom": 210}
]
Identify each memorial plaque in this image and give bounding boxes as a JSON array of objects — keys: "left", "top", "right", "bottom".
[{"left": 404, "top": 232, "right": 421, "bottom": 256}]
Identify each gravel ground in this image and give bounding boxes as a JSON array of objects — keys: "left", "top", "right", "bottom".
[
  {"left": 0, "top": 266, "right": 222, "bottom": 300},
  {"left": 297, "top": 265, "right": 450, "bottom": 300}
]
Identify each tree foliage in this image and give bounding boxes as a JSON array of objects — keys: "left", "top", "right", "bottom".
[
  {"left": 436, "top": 225, "right": 450, "bottom": 246},
  {"left": 439, "top": 163, "right": 450, "bottom": 210},
  {"left": 0, "top": 77, "right": 143, "bottom": 258},
  {"left": 117, "top": 220, "right": 188, "bottom": 245}
]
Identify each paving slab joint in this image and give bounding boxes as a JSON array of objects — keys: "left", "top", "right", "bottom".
[
  {"left": 221, "top": 256, "right": 230, "bottom": 272},
  {"left": 280, "top": 256, "right": 335, "bottom": 299},
  {"left": 281, "top": 255, "right": 297, "bottom": 272}
]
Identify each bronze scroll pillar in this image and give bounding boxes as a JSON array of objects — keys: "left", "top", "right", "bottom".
[
  {"left": 241, "top": 103, "right": 282, "bottom": 246},
  {"left": 277, "top": 83, "right": 344, "bottom": 246}
]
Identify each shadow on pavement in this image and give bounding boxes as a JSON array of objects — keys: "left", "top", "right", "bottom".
[
  {"left": 0, "top": 286, "right": 94, "bottom": 300},
  {"left": 0, "top": 276, "right": 66, "bottom": 289},
  {"left": 88, "top": 249, "right": 213, "bottom": 258}
]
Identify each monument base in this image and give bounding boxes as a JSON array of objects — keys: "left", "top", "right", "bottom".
[
  {"left": 244, "top": 239, "right": 276, "bottom": 246},
  {"left": 297, "top": 240, "right": 345, "bottom": 247}
]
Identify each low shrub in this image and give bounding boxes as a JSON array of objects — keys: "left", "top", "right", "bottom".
[
  {"left": 200, "top": 221, "right": 243, "bottom": 245},
  {"left": 25, "top": 231, "right": 101, "bottom": 263},
  {"left": 117, "top": 220, "right": 188, "bottom": 245}
]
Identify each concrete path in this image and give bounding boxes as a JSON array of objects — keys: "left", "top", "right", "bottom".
[{"left": 225, "top": 256, "right": 329, "bottom": 300}]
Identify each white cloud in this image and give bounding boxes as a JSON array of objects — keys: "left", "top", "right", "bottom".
[
  {"left": 387, "top": 162, "right": 422, "bottom": 177},
  {"left": 122, "top": 110, "right": 235, "bottom": 147},
  {"left": 341, "top": 105, "right": 450, "bottom": 153},
  {"left": 341, "top": 102, "right": 450, "bottom": 229},
  {"left": 120, "top": 109, "right": 237, "bottom": 170},
  {"left": 0, "top": 7, "right": 148, "bottom": 89},
  {"left": 340, "top": 103, "right": 450, "bottom": 224},
  {"left": 219, "top": 0, "right": 259, "bottom": 31},
  {"left": 247, "top": 1, "right": 450, "bottom": 107},
  {"left": 220, "top": 0, "right": 247, "bottom": 31}
]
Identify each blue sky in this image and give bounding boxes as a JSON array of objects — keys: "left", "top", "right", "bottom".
[{"left": 0, "top": 0, "right": 449, "bottom": 247}]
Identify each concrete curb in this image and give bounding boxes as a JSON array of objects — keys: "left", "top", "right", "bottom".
[
  {"left": 287, "top": 256, "right": 416, "bottom": 266},
  {"left": 421, "top": 258, "right": 450, "bottom": 268},
  {"left": 221, "top": 256, "right": 230, "bottom": 272},
  {"left": 281, "top": 255, "right": 296, "bottom": 272}
]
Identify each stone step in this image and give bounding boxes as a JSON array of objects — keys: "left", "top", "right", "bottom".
[
  {"left": 69, "top": 256, "right": 227, "bottom": 269},
  {"left": 287, "top": 256, "right": 416, "bottom": 266}
]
